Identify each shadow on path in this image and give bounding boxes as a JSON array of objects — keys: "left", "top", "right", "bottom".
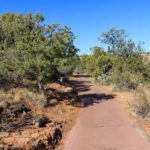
[
  {"left": 79, "top": 93, "right": 115, "bottom": 107},
  {"left": 72, "top": 75, "right": 116, "bottom": 107}
]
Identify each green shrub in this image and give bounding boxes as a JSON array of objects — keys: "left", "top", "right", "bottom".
[
  {"left": 58, "top": 64, "right": 74, "bottom": 76},
  {"left": 92, "top": 54, "right": 113, "bottom": 79},
  {"left": 0, "top": 13, "right": 79, "bottom": 92},
  {"left": 111, "top": 71, "right": 143, "bottom": 90}
]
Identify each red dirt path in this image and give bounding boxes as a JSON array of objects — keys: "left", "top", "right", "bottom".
[{"left": 64, "top": 76, "right": 150, "bottom": 150}]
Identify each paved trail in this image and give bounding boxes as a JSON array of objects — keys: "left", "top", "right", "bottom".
[{"left": 64, "top": 76, "right": 150, "bottom": 150}]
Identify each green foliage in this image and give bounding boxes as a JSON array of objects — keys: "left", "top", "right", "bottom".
[
  {"left": 100, "top": 28, "right": 143, "bottom": 56},
  {"left": 91, "top": 46, "right": 105, "bottom": 58},
  {"left": 57, "top": 56, "right": 79, "bottom": 75},
  {"left": 111, "top": 70, "right": 143, "bottom": 90},
  {"left": 0, "top": 13, "right": 79, "bottom": 92},
  {"left": 79, "top": 54, "right": 93, "bottom": 74},
  {"left": 79, "top": 28, "right": 150, "bottom": 90},
  {"left": 79, "top": 47, "right": 107, "bottom": 75},
  {"left": 92, "top": 54, "right": 113, "bottom": 79}
]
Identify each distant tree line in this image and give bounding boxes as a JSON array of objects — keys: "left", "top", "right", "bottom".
[{"left": 79, "top": 28, "right": 150, "bottom": 90}]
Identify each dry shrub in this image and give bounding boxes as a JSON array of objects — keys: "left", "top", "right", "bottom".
[
  {"left": 130, "top": 87, "right": 150, "bottom": 118},
  {"left": 0, "top": 88, "right": 44, "bottom": 106}
]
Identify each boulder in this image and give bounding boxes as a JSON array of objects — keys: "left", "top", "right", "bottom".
[{"left": 34, "top": 117, "right": 49, "bottom": 128}]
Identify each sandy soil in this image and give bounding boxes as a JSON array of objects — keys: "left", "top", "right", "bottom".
[{"left": 0, "top": 82, "right": 79, "bottom": 149}]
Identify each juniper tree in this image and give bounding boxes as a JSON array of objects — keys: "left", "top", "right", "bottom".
[{"left": 0, "top": 13, "right": 79, "bottom": 92}]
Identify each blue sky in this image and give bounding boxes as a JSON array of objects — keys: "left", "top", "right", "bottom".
[{"left": 0, "top": 0, "right": 150, "bottom": 54}]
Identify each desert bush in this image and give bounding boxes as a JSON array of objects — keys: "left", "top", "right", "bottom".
[
  {"left": 92, "top": 54, "right": 113, "bottom": 79},
  {"left": 95, "top": 73, "right": 111, "bottom": 85},
  {"left": 79, "top": 54, "right": 96, "bottom": 74},
  {"left": 131, "top": 87, "right": 150, "bottom": 118},
  {"left": 111, "top": 71, "right": 144, "bottom": 90}
]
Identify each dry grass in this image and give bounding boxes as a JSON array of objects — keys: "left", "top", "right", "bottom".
[
  {"left": 0, "top": 88, "right": 44, "bottom": 107},
  {"left": 129, "top": 87, "right": 150, "bottom": 118},
  {"left": 0, "top": 82, "right": 79, "bottom": 149}
]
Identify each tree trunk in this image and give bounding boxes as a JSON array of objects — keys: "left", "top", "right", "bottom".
[{"left": 38, "top": 81, "right": 43, "bottom": 94}]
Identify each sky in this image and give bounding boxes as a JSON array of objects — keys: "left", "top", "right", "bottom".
[{"left": 0, "top": 0, "right": 150, "bottom": 54}]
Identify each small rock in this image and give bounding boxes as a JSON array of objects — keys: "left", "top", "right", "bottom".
[
  {"left": 49, "top": 99, "right": 58, "bottom": 106},
  {"left": 0, "top": 131, "right": 9, "bottom": 137}
]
